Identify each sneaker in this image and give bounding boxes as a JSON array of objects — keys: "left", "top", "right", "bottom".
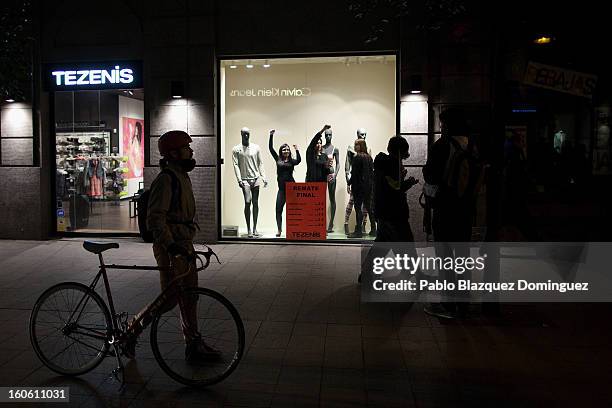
[
  {"left": 121, "top": 337, "right": 137, "bottom": 359},
  {"left": 347, "top": 231, "right": 363, "bottom": 238},
  {"left": 423, "top": 303, "right": 455, "bottom": 320},
  {"left": 185, "top": 338, "right": 222, "bottom": 363}
]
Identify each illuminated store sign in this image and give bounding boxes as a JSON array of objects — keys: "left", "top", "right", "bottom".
[
  {"left": 229, "top": 87, "right": 311, "bottom": 97},
  {"left": 44, "top": 61, "right": 143, "bottom": 91},
  {"left": 51, "top": 67, "right": 133, "bottom": 86}
]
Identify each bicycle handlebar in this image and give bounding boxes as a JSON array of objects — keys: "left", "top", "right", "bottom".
[
  {"left": 194, "top": 245, "right": 221, "bottom": 271},
  {"left": 167, "top": 245, "right": 220, "bottom": 285}
]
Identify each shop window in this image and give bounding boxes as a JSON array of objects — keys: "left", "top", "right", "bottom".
[
  {"left": 54, "top": 89, "right": 144, "bottom": 233},
  {"left": 220, "top": 55, "right": 396, "bottom": 240}
]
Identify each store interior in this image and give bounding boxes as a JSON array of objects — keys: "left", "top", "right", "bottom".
[
  {"left": 54, "top": 89, "right": 144, "bottom": 233},
  {"left": 220, "top": 55, "right": 397, "bottom": 240}
]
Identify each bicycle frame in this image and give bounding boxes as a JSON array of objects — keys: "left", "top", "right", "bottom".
[{"left": 68, "top": 247, "right": 219, "bottom": 346}]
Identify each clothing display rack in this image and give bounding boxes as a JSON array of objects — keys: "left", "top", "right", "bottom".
[{"left": 56, "top": 131, "right": 129, "bottom": 202}]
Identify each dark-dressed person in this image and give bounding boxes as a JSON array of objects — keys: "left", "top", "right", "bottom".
[
  {"left": 347, "top": 139, "right": 373, "bottom": 238},
  {"left": 306, "top": 124, "right": 333, "bottom": 182},
  {"left": 124, "top": 130, "right": 219, "bottom": 362},
  {"left": 358, "top": 135, "right": 418, "bottom": 283},
  {"left": 373, "top": 136, "right": 419, "bottom": 241},
  {"left": 269, "top": 129, "right": 301, "bottom": 237},
  {"left": 423, "top": 108, "right": 481, "bottom": 319}
]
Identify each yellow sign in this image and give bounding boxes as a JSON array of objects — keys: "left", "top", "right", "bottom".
[{"left": 524, "top": 62, "right": 597, "bottom": 99}]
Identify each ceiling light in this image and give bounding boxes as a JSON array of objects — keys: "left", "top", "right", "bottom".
[
  {"left": 246, "top": 61, "right": 254, "bottom": 69},
  {"left": 409, "top": 74, "right": 422, "bottom": 94},
  {"left": 229, "top": 64, "right": 237, "bottom": 69},
  {"left": 170, "top": 80, "right": 184, "bottom": 99},
  {"left": 263, "top": 60, "right": 271, "bottom": 68},
  {"left": 5, "top": 99, "right": 15, "bottom": 103}
]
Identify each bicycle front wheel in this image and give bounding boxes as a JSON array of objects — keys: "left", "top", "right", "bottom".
[
  {"left": 150, "top": 287, "right": 245, "bottom": 387},
  {"left": 29, "top": 282, "right": 112, "bottom": 376}
]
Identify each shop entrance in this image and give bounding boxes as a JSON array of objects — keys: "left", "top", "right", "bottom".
[{"left": 54, "top": 89, "right": 144, "bottom": 233}]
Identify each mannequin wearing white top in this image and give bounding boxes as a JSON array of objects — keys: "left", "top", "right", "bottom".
[{"left": 232, "top": 127, "right": 267, "bottom": 237}]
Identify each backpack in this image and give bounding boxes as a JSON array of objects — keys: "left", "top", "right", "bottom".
[
  {"left": 137, "top": 169, "right": 180, "bottom": 243},
  {"left": 442, "top": 137, "right": 482, "bottom": 201}
]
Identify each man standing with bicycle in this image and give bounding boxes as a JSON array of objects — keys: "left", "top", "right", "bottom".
[{"left": 126, "top": 130, "right": 220, "bottom": 362}]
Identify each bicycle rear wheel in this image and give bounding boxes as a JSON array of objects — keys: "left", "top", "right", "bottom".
[
  {"left": 29, "top": 282, "right": 112, "bottom": 376},
  {"left": 150, "top": 287, "right": 244, "bottom": 387}
]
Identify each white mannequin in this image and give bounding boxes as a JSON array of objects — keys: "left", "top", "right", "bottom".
[
  {"left": 323, "top": 128, "right": 340, "bottom": 233},
  {"left": 232, "top": 127, "right": 267, "bottom": 237}
]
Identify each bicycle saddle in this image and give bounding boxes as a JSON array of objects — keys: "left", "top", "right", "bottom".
[{"left": 83, "top": 241, "right": 120, "bottom": 254}]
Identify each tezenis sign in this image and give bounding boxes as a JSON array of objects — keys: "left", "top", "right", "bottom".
[{"left": 43, "top": 61, "right": 143, "bottom": 91}]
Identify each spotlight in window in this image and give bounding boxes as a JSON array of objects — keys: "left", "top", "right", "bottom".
[
  {"left": 171, "top": 80, "right": 184, "bottom": 99},
  {"left": 229, "top": 64, "right": 237, "bottom": 69},
  {"left": 246, "top": 61, "right": 254, "bottom": 69},
  {"left": 263, "top": 60, "right": 271, "bottom": 68},
  {"left": 5, "top": 98, "right": 15, "bottom": 103}
]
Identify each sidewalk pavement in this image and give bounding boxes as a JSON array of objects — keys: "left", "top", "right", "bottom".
[{"left": 0, "top": 238, "right": 611, "bottom": 407}]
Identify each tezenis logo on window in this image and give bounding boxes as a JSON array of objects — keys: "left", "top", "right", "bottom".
[{"left": 51, "top": 66, "right": 134, "bottom": 86}]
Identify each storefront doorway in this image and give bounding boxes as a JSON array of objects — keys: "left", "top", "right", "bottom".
[
  {"left": 45, "top": 61, "right": 144, "bottom": 234},
  {"left": 54, "top": 90, "right": 144, "bottom": 233}
]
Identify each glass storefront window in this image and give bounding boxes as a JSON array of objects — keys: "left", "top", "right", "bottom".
[
  {"left": 220, "top": 55, "right": 396, "bottom": 241},
  {"left": 54, "top": 89, "right": 144, "bottom": 233}
]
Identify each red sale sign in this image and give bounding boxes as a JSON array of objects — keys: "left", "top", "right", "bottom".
[{"left": 286, "top": 182, "right": 326, "bottom": 240}]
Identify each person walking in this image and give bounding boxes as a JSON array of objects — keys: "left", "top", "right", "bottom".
[
  {"left": 358, "top": 136, "right": 419, "bottom": 283},
  {"left": 423, "top": 108, "right": 481, "bottom": 319},
  {"left": 125, "top": 130, "right": 220, "bottom": 362},
  {"left": 373, "top": 136, "right": 419, "bottom": 241}
]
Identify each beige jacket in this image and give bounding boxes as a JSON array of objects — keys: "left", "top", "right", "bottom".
[{"left": 146, "top": 161, "right": 197, "bottom": 248}]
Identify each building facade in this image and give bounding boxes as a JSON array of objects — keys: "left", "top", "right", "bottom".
[{"left": 0, "top": 1, "right": 505, "bottom": 242}]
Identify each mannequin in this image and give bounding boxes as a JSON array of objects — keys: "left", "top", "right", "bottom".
[
  {"left": 553, "top": 130, "right": 566, "bottom": 154},
  {"left": 232, "top": 127, "right": 267, "bottom": 238},
  {"left": 323, "top": 127, "right": 340, "bottom": 233},
  {"left": 344, "top": 128, "right": 375, "bottom": 236},
  {"left": 347, "top": 138, "right": 373, "bottom": 238},
  {"left": 269, "top": 129, "right": 301, "bottom": 237}
]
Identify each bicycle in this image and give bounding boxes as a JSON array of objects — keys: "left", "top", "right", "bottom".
[{"left": 29, "top": 241, "right": 245, "bottom": 387}]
